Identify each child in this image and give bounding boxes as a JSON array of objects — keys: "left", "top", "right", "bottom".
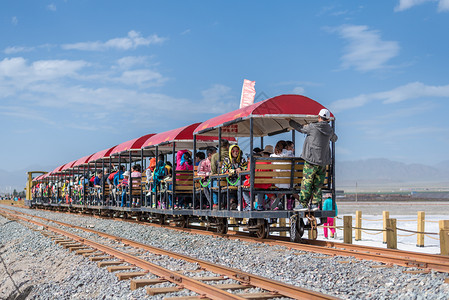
[
  {"left": 118, "top": 171, "right": 130, "bottom": 207},
  {"left": 322, "top": 192, "right": 338, "bottom": 238}
]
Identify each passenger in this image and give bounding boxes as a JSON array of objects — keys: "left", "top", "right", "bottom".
[
  {"left": 197, "top": 147, "right": 217, "bottom": 207},
  {"left": 146, "top": 158, "right": 157, "bottom": 183},
  {"left": 210, "top": 139, "right": 230, "bottom": 175},
  {"left": 93, "top": 171, "right": 104, "bottom": 203},
  {"left": 113, "top": 165, "right": 125, "bottom": 186},
  {"left": 210, "top": 139, "right": 230, "bottom": 208},
  {"left": 118, "top": 171, "right": 130, "bottom": 207},
  {"left": 261, "top": 145, "right": 274, "bottom": 158},
  {"left": 131, "top": 164, "right": 142, "bottom": 207},
  {"left": 289, "top": 108, "right": 338, "bottom": 211},
  {"left": 176, "top": 149, "right": 194, "bottom": 171},
  {"left": 175, "top": 150, "right": 193, "bottom": 208},
  {"left": 322, "top": 193, "right": 337, "bottom": 239},
  {"left": 114, "top": 165, "right": 126, "bottom": 206},
  {"left": 222, "top": 144, "right": 247, "bottom": 210},
  {"left": 286, "top": 140, "right": 295, "bottom": 157},
  {"left": 152, "top": 154, "right": 166, "bottom": 206},
  {"left": 93, "top": 171, "right": 103, "bottom": 188},
  {"left": 195, "top": 151, "right": 206, "bottom": 166},
  {"left": 197, "top": 147, "right": 216, "bottom": 177},
  {"left": 252, "top": 147, "right": 263, "bottom": 157}
]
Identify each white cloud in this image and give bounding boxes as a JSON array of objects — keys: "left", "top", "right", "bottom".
[
  {"left": 4, "top": 46, "right": 35, "bottom": 54},
  {"left": 11, "top": 16, "right": 18, "bottom": 25},
  {"left": 395, "top": 0, "right": 449, "bottom": 11},
  {"left": 116, "top": 69, "right": 166, "bottom": 87},
  {"left": 62, "top": 31, "right": 166, "bottom": 51},
  {"left": 330, "top": 82, "right": 449, "bottom": 112},
  {"left": 333, "top": 25, "right": 400, "bottom": 72},
  {"left": 0, "top": 57, "right": 88, "bottom": 82},
  {"left": 181, "top": 29, "right": 191, "bottom": 35},
  {"left": 292, "top": 86, "right": 305, "bottom": 94},
  {"left": 201, "top": 84, "right": 237, "bottom": 113},
  {"left": 116, "top": 56, "right": 149, "bottom": 69},
  {"left": 47, "top": 4, "right": 56, "bottom": 11},
  {"left": 438, "top": 0, "right": 449, "bottom": 11}
]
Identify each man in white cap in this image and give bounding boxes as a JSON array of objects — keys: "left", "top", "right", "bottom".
[{"left": 289, "top": 108, "right": 338, "bottom": 211}]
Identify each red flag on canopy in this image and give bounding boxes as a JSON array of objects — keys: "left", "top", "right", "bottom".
[{"left": 239, "top": 79, "right": 256, "bottom": 108}]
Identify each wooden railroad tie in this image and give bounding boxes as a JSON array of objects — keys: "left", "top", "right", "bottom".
[
  {"left": 75, "top": 249, "right": 96, "bottom": 255},
  {"left": 107, "top": 266, "right": 136, "bottom": 272},
  {"left": 97, "top": 260, "right": 124, "bottom": 267},
  {"left": 164, "top": 297, "right": 211, "bottom": 300},
  {"left": 402, "top": 269, "right": 431, "bottom": 274},
  {"left": 89, "top": 256, "right": 113, "bottom": 262},
  {"left": 147, "top": 286, "right": 182, "bottom": 296},
  {"left": 236, "top": 292, "right": 281, "bottom": 299},
  {"left": 69, "top": 246, "right": 90, "bottom": 252},
  {"left": 191, "top": 276, "right": 227, "bottom": 281},
  {"left": 130, "top": 278, "right": 167, "bottom": 290},
  {"left": 116, "top": 271, "right": 148, "bottom": 280},
  {"left": 212, "top": 283, "right": 253, "bottom": 290}
]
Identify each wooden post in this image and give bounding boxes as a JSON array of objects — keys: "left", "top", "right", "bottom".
[
  {"left": 439, "top": 220, "right": 449, "bottom": 256},
  {"left": 343, "top": 216, "right": 352, "bottom": 244},
  {"left": 417, "top": 211, "right": 425, "bottom": 247},
  {"left": 279, "top": 218, "right": 286, "bottom": 237},
  {"left": 386, "top": 218, "right": 397, "bottom": 250},
  {"left": 383, "top": 211, "right": 389, "bottom": 244},
  {"left": 355, "top": 210, "right": 362, "bottom": 241}
]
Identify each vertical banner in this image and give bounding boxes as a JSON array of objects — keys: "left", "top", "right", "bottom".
[{"left": 239, "top": 79, "right": 256, "bottom": 108}]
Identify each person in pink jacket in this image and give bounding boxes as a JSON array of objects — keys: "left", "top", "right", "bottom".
[{"left": 176, "top": 149, "right": 193, "bottom": 171}]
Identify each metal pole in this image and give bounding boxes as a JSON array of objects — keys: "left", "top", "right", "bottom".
[{"left": 249, "top": 118, "right": 254, "bottom": 210}]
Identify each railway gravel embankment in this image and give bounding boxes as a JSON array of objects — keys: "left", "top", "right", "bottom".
[{"left": 1, "top": 205, "right": 448, "bottom": 300}]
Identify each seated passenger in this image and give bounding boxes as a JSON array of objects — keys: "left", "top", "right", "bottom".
[
  {"left": 176, "top": 149, "right": 194, "bottom": 171},
  {"left": 131, "top": 164, "right": 142, "bottom": 207},
  {"left": 118, "top": 171, "right": 130, "bottom": 207},
  {"left": 221, "top": 145, "right": 247, "bottom": 209},
  {"left": 195, "top": 151, "right": 206, "bottom": 167},
  {"left": 197, "top": 147, "right": 217, "bottom": 207},
  {"left": 175, "top": 150, "right": 193, "bottom": 208}
]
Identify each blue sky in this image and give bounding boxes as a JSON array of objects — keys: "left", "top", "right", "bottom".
[{"left": 1, "top": 0, "right": 449, "bottom": 175}]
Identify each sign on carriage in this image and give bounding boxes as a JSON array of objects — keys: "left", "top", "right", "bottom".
[{"left": 239, "top": 79, "right": 256, "bottom": 108}]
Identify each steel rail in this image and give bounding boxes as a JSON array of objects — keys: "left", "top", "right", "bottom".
[{"left": 0, "top": 208, "right": 337, "bottom": 300}]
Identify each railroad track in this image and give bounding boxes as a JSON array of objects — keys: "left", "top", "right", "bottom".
[
  {"left": 0, "top": 208, "right": 336, "bottom": 300},
  {"left": 4, "top": 206, "right": 449, "bottom": 274}
]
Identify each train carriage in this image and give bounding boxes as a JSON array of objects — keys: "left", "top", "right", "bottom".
[{"left": 193, "top": 94, "right": 337, "bottom": 240}]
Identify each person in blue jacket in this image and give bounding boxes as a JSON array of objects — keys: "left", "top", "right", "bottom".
[{"left": 322, "top": 192, "right": 338, "bottom": 239}]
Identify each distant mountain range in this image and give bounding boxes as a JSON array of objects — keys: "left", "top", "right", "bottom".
[
  {"left": 336, "top": 158, "right": 449, "bottom": 190},
  {"left": 1, "top": 159, "right": 448, "bottom": 194}
]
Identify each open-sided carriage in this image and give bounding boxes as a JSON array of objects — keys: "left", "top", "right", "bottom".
[{"left": 192, "top": 94, "right": 337, "bottom": 240}]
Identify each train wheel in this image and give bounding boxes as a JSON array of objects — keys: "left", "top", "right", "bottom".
[
  {"left": 256, "top": 219, "right": 268, "bottom": 239},
  {"left": 290, "top": 214, "right": 305, "bottom": 243},
  {"left": 178, "top": 216, "right": 188, "bottom": 228},
  {"left": 216, "top": 218, "right": 228, "bottom": 234},
  {"left": 158, "top": 215, "right": 165, "bottom": 225}
]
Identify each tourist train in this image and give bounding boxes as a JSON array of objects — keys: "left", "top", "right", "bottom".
[{"left": 27, "top": 94, "right": 337, "bottom": 242}]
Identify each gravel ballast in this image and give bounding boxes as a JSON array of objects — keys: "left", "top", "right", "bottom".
[{"left": 1, "top": 205, "right": 448, "bottom": 299}]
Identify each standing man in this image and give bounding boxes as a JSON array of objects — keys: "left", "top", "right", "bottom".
[{"left": 289, "top": 108, "right": 338, "bottom": 211}]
